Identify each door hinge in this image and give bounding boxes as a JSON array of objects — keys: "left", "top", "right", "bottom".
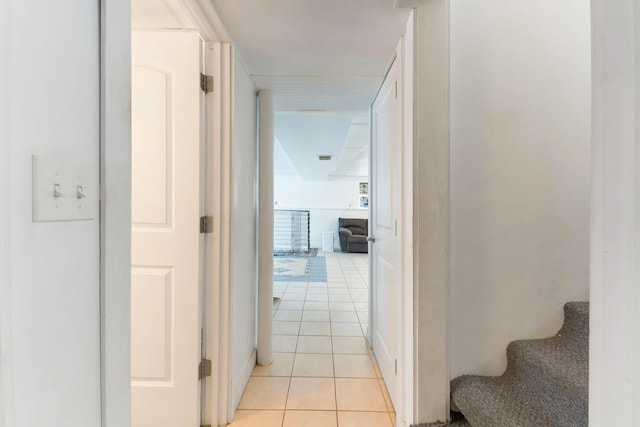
[
  {"left": 200, "top": 73, "right": 214, "bottom": 93},
  {"left": 394, "top": 80, "right": 398, "bottom": 99},
  {"left": 200, "top": 216, "right": 213, "bottom": 234},
  {"left": 199, "top": 358, "right": 212, "bottom": 380},
  {"left": 395, "top": 359, "right": 398, "bottom": 375}
]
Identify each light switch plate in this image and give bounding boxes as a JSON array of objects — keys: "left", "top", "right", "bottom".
[{"left": 32, "top": 155, "right": 96, "bottom": 222}]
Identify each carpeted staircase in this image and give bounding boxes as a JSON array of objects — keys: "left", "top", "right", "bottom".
[{"left": 450, "top": 302, "right": 588, "bottom": 427}]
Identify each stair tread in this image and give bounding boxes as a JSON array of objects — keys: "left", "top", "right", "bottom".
[
  {"left": 452, "top": 374, "right": 584, "bottom": 427},
  {"left": 450, "top": 301, "right": 589, "bottom": 427}
]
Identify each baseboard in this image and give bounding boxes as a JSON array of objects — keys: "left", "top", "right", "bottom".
[{"left": 231, "top": 349, "right": 256, "bottom": 413}]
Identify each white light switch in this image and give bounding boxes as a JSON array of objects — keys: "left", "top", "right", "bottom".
[{"left": 32, "top": 155, "right": 96, "bottom": 222}]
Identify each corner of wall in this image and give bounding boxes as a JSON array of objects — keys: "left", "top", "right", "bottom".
[{"left": 101, "top": 0, "right": 132, "bottom": 426}]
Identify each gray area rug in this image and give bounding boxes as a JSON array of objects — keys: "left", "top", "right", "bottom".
[
  {"left": 274, "top": 247, "right": 318, "bottom": 257},
  {"left": 272, "top": 256, "right": 327, "bottom": 282},
  {"left": 450, "top": 302, "right": 588, "bottom": 427}
]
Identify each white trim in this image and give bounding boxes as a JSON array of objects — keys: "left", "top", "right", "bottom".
[
  {"left": 100, "top": 1, "right": 132, "bottom": 426},
  {"left": 232, "top": 350, "right": 256, "bottom": 411},
  {"left": 204, "top": 42, "right": 234, "bottom": 427},
  {"left": 256, "top": 89, "right": 275, "bottom": 368},
  {"left": 198, "top": 33, "right": 207, "bottom": 425},
  {"left": 202, "top": 42, "right": 218, "bottom": 426},
  {"left": 412, "top": 1, "right": 450, "bottom": 424},
  {"left": 400, "top": 11, "right": 415, "bottom": 427},
  {"left": 179, "top": 0, "right": 232, "bottom": 43},
  {"left": 590, "top": 0, "right": 640, "bottom": 424}
]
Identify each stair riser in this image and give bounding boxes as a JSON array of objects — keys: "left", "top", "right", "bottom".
[
  {"left": 505, "top": 344, "right": 588, "bottom": 395},
  {"left": 505, "top": 341, "right": 588, "bottom": 423},
  {"left": 506, "top": 358, "right": 587, "bottom": 402},
  {"left": 560, "top": 303, "right": 589, "bottom": 342},
  {"left": 452, "top": 380, "right": 557, "bottom": 427}
]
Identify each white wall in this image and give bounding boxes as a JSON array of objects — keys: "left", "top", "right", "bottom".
[
  {"left": 3, "top": 0, "right": 102, "bottom": 425},
  {"left": 274, "top": 175, "right": 368, "bottom": 250},
  {"left": 590, "top": 0, "right": 640, "bottom": 423},
  {"left": 0, "top": 0, "right": 13, "bottom": 424},
  {"left": 450, "top": 0, "right": 591, "bottom": 377},
  {"left": 230, "top": 55, "right": 258, "bottom": 410}
]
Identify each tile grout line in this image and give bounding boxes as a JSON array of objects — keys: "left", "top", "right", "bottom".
[
  {"left": 235, "top": 252, "right": 394, "bottom": 426},
  {"left": 280, "top": 276, "right": 308, "bottom": 427}
]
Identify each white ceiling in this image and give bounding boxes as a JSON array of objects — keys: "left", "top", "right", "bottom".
[
  {"left": 132, "top": 0, "right": 410, "bottom": 181},
  {"left": 274, "top": 111, "right": 370, "bottom": 181},
  {"left": 212, "top": 0, "right": 410, "bottom": 180}
]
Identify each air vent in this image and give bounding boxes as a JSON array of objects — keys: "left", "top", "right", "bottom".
[{"left": 318, "top": 155, "right": 332, "bottom": 161}]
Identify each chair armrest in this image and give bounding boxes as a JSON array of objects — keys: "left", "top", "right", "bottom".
[{"left": 338, "top": 227, "right": 353, "bottom": 236}]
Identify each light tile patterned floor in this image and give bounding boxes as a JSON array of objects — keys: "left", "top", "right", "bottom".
[{"left": 231, "top": 251, "right": 396, "bottom": 427}]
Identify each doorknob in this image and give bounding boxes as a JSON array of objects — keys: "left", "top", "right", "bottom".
[{"left": 367, "top": 236, "right": 376, "bottom": 243}]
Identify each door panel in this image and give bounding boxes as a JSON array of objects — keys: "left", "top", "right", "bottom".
[
  {"left": 131, "top": 30, "right": 202, "bottom": 427},
  {"left": 131, "top": 267, "right": 173, "bottom": 381},
  {"left": 371, "top": 57, "right": 401, "bottom": 410},
  {"left": 131, "top": 65, "right": 172, "bottom": 228}
]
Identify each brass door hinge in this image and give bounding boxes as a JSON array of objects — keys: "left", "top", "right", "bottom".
[
  {"left": 200, "top": 216, "right": 213, "bottom": 234},
  {"left": 199, "top": 358, "right": 212, "bottom": 380},
  {"left": 200, "top": 73, "right": 214, "bottom": 93}
]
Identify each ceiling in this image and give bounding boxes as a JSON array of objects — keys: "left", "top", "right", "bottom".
[
  {"left": 132, "top": 0, "right": 411, "bottom": 181},
  {"left": 275, "top": 111, "right": 370, "bottom": 181},
  {"left": 212, "top": 0, "right": 410, "bottom": 180}
]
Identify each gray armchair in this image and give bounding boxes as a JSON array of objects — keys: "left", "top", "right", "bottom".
[{"left": 338, "top": 218, "right": 368, "bottom": 253}]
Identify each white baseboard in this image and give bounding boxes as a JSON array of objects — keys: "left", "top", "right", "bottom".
[{"left": 231, "top": 349, "right": 256, "bottom": 416}]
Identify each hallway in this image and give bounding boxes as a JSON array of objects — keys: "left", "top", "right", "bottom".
[{"left": 231, "top": 252, "right": 395, "bottom": 427}]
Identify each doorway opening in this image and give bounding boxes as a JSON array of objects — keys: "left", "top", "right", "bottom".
[{"left": 230, "top": 106, "right": 398, "bottom": 426}]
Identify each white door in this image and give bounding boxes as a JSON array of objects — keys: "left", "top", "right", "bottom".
[
  {"left": 131, "top": 31, "right": 203, "bottom": 427},
  {"left": 371, "top": 57, "right": 401, "bottom": 410}
]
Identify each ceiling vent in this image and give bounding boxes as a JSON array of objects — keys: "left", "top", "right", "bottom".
[{"left": 318, "top": 155, "right": 332, "bottom": 161}]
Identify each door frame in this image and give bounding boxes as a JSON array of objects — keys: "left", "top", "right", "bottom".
[
  {"left": 100, "top": 1, "right": 451, "bottom": 427},
  {"left": 100, "top": 0, "right": 133, "bottom": 425},
  {"left": 204, "top": 41, "right": 235, "bottom": 426},
  {"left": 404, "top": 2, "right": 451, "bottom": 425},
  {"left": 371, "top": 4, "right": 451, "bottom": 424},
  {"left": 96, "top": 0, "right": 640, "bottom": 426},
  {"left": 99, "top": 1, "right": 233, "bottom": 426}
]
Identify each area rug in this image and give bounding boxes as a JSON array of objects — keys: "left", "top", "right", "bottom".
[
  {"left": 273, "top": 256, "right": 327, "bottom": 282},
  {"left": 274, "top": 248, "right": 319, "bottom": 257}
]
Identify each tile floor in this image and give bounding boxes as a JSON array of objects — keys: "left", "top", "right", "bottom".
[{"left": 231, "top": 251, "right": 396, "bottom": 427}]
